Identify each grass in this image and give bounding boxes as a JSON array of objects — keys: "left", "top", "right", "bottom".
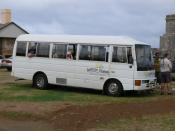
[
  {"left": 95, "top": 113, "right": 175, "bottom": 131},
  {"left": 0, "top": 111, "right": 40, "bottom": 120},
  {"left": 0, "top": 69, "right": 175, "bottom": 104},
  {"left": 0, "top": 82, "right": 174, "bottom": 104},
  {"left": 171, "top": 81, "right": 175, "bottom": 88}
]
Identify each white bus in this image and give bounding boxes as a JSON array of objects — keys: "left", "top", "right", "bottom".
[{"left": 12, "top": 34, "right": 156, "bottom": 96}]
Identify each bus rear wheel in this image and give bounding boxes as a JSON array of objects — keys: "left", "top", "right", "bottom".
[
  {"left": 33, "top": 73, "right": 48, "bottom": 89},
  {"left": 104, "top": 80, "right": 123, "bottom": 96}
]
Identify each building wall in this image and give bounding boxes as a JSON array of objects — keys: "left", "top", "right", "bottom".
[
  {"left": 166, "top": 14, "right": 175, "bottom": 34},
  {"left": 160, "top": 14, "right": 175, "bottom": 72},
  {"left": 0, "top": 38, "right": 15, "bottom": 57},
  {"left": 160, "top": 14, "right": 175, "bottom": 61}
]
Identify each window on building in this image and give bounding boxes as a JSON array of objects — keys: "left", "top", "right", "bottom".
[
  {"left": 112, "top": 46, "right": 127, "bottom": 63},
  {"left": 16, "top": 42, "right": 27, "bottom": 56}
]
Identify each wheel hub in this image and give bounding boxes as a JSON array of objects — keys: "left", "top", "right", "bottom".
[
  {"left": 36, "top": 77, "right": 44, "bottom": 88},
  {"left": 108, "top": 83, "right": 118, "bottom": 94}
]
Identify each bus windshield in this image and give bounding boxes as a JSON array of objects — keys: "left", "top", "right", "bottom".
[{"left": 135, "top": 44, "right": 154, "bottom": 71}]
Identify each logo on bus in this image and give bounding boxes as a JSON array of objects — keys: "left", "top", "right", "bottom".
[{"left": 87, "top": 64, "right": 110, "bottom": 74}]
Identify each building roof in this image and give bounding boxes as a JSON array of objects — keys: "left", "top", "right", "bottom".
[
  {"left": 0, "top": 23, "right": 5, "bottom": 29},
  {"left": 0, "top": 22, "right": 28, "bottom": 38},
  {"left": 0, "top": 22, "right": 28, "bottom": 34}
]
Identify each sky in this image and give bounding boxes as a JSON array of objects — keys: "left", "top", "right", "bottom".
[{"left": 0, "top": 0, "right": 175, "bottom": 48}]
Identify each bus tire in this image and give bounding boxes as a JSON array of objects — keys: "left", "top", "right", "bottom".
[
  {"left": 104, "top": 80, "right": 123, "bottom": 96},
  {"left": 33, "top": 73, "right": 48, "bottom": 90}
]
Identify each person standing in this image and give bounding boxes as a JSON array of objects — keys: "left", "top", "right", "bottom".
[
  {"left": 160, "top": 53, "right": 172, "bottom": 95},
  {"left": 154, "top": 52, "right": 161, "bottom": 87}
]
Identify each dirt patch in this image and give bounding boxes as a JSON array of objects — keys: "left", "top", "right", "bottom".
[
  {"left": 0, "top": 99, "right": 175, "bottom": 131},
  {"left": 0, "top": 101, "right": 73, "bottom": 131},
  {"left": 51, "top": 99, "right": 175, "bottom": 131},
  {"left": 0, "top": 116, "right": 54, "bottom": 131},
  {"left": 0, "top": 102, "right": 72, "bottom": 119}
]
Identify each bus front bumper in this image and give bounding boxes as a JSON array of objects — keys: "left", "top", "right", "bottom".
[{"left": 134, "top": 79, "right": 157, "bottom": 90}]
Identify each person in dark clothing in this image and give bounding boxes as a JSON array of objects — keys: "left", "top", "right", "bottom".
[{"left": 154, "top": 52, "right": 161, "bottom": 86}]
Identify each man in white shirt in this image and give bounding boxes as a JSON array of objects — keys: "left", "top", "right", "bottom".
[{"left": 160, "top": 53, "right": 172, "bottom": 95}]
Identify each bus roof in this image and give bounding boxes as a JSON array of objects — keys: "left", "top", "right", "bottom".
[{"left": 16, "top": 34, "right": 147, "bottom": 45}]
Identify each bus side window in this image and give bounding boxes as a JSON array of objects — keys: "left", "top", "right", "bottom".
[
  {"left": 79, "top": 45, "right": 106, "bottom": 61},
  {"left": 16, "top": 42, "right": 27, "bottom": 56},
  {"left": 36, "top": 43, "right": 50, "bottom": 57},
  {"left": 28, "top": 42, "right": 37, "bottom": 57},
  {"left": 105, "top": 46, "right": 109, "bottom": 62},
  {"left": 66, "top": 44, "right": 77, "bottom": 60},
  {"left": 112, "top": 46, "right": 127, "bottom": 63},
  {"left": 52, "top": 44, "right": 66, "bottom": 59},
  {"left": 127, "top": 47, "right": 133, "bottom": 64},
  {"left": 79, "top": 45, "right": 91, "bottom": 60},
  {"left": 91, "top": 46, "right": 106, "bottom": 61}
]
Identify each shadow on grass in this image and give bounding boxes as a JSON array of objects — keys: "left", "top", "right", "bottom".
[
  {"left": 48, "top": 84, "right": 157, "bottom": 97},
  {"left": 6, "top": 81, "right": 159, "bottom": 98},
  {"left": 49, "top": 84, "right": 103, "bottom": 96}
]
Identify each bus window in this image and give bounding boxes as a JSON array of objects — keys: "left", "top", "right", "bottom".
[
  {"left": 105, "top": 46, "right": 110, "bottom": 62},
  {"left": 52, "top": 44, "right": 67, "bottom": 59},
  {"left": 36, "top": 43, "right": 50, "bottom": 57},
  {"left": 28, "top": 42, "right": 37, "bottom": 57},
  {"left": 79, "top": 45, "right": 91, "bottom": 60},
  {"left": 112, "top": 47, "right": 127, "bottom": 63},
  {"left": 66, "top": 44, "right": 77, "bottom": 60},
  {"left": 79, "top": 45, "right": 106, "bottom": 61},
  {"left": 127, "top": 47, "right": 133, "bottom": 64},
  {"left": 16, "top": 42, "right": 27, "bottom": 56},
  {"left": 91, "top": 46, "right": 106, "bottom": 61}
]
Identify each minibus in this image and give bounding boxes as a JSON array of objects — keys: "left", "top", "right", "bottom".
[{"left": 12, "top": 35, "right": 156, "bottom": 96}]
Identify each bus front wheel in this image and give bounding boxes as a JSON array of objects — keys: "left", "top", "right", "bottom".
[
  {"left": 104, "top": 80, "right": 123, "bottom": 96},
  {"left": 33, "top": 73, "right": 48, "bottom": 89}
]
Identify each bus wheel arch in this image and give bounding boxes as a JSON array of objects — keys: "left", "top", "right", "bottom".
[
  {"left": 33, "top": 71, "right": 48, "bottom": 90},
  {"left": 103, "top": 78, "right": 124, "bottom": 96}
]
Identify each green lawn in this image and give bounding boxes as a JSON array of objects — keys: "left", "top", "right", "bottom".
[
  {"left": 0, "top": 82, "right": 174, "bottom": 104},
  {"left": 171, "top": 81, "right": 175, "bottom": 88}
]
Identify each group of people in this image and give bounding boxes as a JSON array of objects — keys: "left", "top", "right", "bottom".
[{"left": 154, "top": 52, "right": 173, "bottom": 95}]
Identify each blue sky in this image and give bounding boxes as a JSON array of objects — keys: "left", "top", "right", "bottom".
[{"left": 0, "top": 0, "right": 175, "bottom": 47}]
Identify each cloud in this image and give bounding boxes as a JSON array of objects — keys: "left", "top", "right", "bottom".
[
  {"left": 0, "top": 0, "right": 175, "bottom": 47},
  {"left": 19, "top": 21, "right": 65, "bottom": 34}
]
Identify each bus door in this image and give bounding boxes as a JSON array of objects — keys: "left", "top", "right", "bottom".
[
  {"left": 110, "top": 46, "right": 134, "bottom": 90},
  {"left": 75, "top": 45, "right": 110, "bottom": 89}
]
